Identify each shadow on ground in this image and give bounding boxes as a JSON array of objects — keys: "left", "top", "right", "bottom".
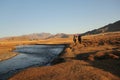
[
  {"left": 75, "top": 49, "right": 120, "bottom": 78},
  {"left": 52, "top": 47, "right": 120, "bottom": 78}
]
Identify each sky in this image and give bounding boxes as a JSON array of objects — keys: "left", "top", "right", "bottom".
[{"left": 0, "top": 0, "right": 120, "bottom": 38}]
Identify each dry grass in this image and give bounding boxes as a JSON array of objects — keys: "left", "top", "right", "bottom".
[
  {"left": 0, "top": 37, "right": 72, "bottom": 61},
  {"left": 9, "top": 60, "right": 120, "bottom": 80},
  {"left": 0, "top": 44, "right": 17, "bottom": 61},
  {"left": 1, "top": 32, "right": 120, "bottom": 80}
]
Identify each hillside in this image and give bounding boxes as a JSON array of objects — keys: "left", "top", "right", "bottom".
[
  {"left": 82, "top": 20, "right": 120, "bottom": 35},
  {"left": 25, "top": 33, "right": 52, "bottom": 40},
  {"left": 47, "top": 33, "right": 70, "bottom": 39},
  {"left": 0, "top": 33, "right": 70, "bottom": 41},
  {"left": 9, "top": 32, "right": 120, "bottom": 80},
  {"left": 0, "top": 33, "right": 53, "bottom": 41}
]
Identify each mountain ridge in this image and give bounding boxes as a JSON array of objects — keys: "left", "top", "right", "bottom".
[
  {"left": 0, "top": 33, "right": 70, "bottom": 41},
  {"left": 81, "top": 20, "right": 120, "bottom": 35}
]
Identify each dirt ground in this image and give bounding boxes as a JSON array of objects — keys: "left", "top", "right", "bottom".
[{"left": 1, "top": 32, "right": 120, "bottom": 80}]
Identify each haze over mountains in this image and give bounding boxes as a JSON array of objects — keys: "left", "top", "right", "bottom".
[{"left": 0, "top": 20, "right": 120, "bottom": 41}]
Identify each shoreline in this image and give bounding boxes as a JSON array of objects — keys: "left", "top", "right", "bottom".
[
  {"left": 0, "top": 43, "right": 69, "bottom": 62},
  {"left": 0, "top": 32, "right": 120, "bottom": 80},
  {"left": 0, "top": 44, "right": 67, "bottom": 80},
  {"left": 9, "top": 43, "right": 120, "bottom": 80}
]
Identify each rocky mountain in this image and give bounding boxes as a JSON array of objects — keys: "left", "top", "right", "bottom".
[
  {"left": 25, "top": 33, "right": 52, "bottom": 40},
  {"left": 47, "top": 33, "right": 69, "bottom": 39},
  {"left": 82, "top": 20, "right": 120, "bottom": 35},
  {"left": 0, "top": 33, "right": 52, "bottom": 41},
  {"left": 0, "top": 33, "right": 70, "bottom": 41}
]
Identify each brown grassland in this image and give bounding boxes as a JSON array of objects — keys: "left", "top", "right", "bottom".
[{"left": 0, "top": 32, "right": 120, "bottom": 80}]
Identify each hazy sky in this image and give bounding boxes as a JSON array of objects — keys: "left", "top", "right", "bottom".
[{"left": 0, "top": 0, "right": 120, "bottom": 37}]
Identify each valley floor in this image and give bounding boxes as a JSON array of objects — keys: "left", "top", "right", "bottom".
[{"left": 0, "top": 32, "right": 120, "bottom": 80}]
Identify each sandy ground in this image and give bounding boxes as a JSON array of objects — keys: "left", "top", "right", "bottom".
[{"left": 0, "top": 32, "right": 120, "bottom": 80}]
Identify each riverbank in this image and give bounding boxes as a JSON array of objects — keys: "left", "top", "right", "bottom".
[
  {"left": 0, "top": 44, "right": 17, "bottom": 61},
  {"left": 0, "top": 37, "right": 72, "bottom": 61},
  {"left": 9, "top": 45, "right": 120, "bottom": 80},
  {"left": 0, "top": 32, "right": 120, "bottom": 80},
  {"left": 9, "top": 32, "right": 120, "bottom": 80},
  {"left": 0, "top": 44, "right": 66, "bottom": 80}
]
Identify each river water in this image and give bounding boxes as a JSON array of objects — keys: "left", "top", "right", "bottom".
[{"left": 0, "top": 44, "right": 65, "bottom": 80}]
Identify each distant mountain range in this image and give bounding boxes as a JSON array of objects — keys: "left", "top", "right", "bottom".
[
  {"left": 82, "top": 20, "right": 120, "bottom": 35},
  {"left": 0, "top": 33, "right": 70, "bottom": 41},
  {"left": 0, "top": 20, "right": 120, "bottom": 41}
]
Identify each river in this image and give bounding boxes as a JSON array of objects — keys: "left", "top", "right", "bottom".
[{"left": 0, "top": 44, "right": 65, "bottom": 80}]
